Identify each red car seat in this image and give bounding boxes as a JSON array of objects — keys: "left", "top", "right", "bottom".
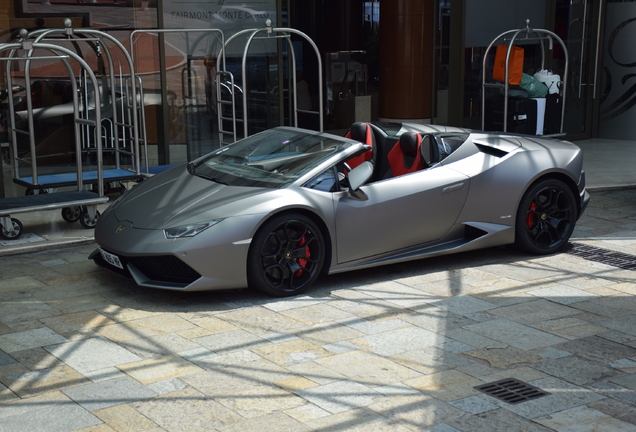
[
  {"left": 344, "top": 122, "right": 376, "bottom": 169},
  {"left": 386, "top": 131, "right": 428, "bottom": 177}
]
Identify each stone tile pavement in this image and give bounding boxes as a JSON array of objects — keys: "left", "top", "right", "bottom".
[{"left": 0, "top": 188, "right": 635, "bottom": 431}]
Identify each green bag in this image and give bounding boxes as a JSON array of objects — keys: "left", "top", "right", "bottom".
[{"left": 519, "top": 73, "right": 548, "bottom": 98}]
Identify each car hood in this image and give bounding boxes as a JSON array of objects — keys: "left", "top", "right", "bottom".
[{"left": 114, "top": 166, "right": 272, "bottom": 229}]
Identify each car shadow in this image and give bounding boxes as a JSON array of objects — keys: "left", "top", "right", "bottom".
[{"left": 94, "top": 245, "right": 530, "bottom": 314}]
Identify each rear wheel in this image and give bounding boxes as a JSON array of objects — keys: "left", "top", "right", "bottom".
[
  {"left": 247, "top": 213, "right": 325, "bottom": 297},
  {"left": 515, "top": 179, "right": 576, "bottom": 254}
]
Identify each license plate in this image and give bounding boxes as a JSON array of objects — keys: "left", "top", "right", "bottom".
[{"left": 99, "top": 248, "right": 123, "bottom": 270}]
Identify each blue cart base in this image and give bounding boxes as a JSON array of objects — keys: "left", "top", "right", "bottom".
[
  {"left": 0, "top": 190, "right": 109, "bottom": 240},
  {"left": 13, "top": 168, "right": 143, "bottom": 194}
]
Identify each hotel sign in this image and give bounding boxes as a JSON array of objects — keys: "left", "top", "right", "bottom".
[{"left": 162, "top": 0, "right": 278, "bottom": 35}]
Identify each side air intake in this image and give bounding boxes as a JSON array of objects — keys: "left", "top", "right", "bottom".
[
  {"left": 465, "top": 224, "right": 488, "bottom": 240},
  {"left": 475, "top": 143, "right": 509, "bottom": 158}
]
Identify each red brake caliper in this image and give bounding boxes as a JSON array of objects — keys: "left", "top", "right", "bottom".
[
  {"left": 294, "top": 235, "right": 310, "bottom": 277},
  {"left": 527, "top": 202, "right": 537, "bottom": 228}
]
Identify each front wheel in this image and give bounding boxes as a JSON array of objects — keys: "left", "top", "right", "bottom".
[
  {"left": 247, "top": 213, "right": 325, "bottom": 297},
  {"left": 515, "top": 179, "right": 576, "bottom": 254}
]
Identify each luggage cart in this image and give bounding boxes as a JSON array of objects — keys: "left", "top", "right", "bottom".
[
  {"left": 0, "top": 26, "right": 112, "bottom": 239},
  {"left": 128, "top": 23, "right": 324, "bottom": 178},
  {"left": 221, "top": 20, "right": 324, "bottom": 139},
  {"left": 8, "top": 21, "right": 143, "bottom": 196},
  {"left": 129, "top": 28, "right": 230, "bottom": 174},
  {"left": 481, "top": 19, "right": 568, "bottom": 136}
]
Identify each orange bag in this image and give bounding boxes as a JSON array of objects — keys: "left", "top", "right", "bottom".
[{"left": 493, "top": 45, "right": 524, "bottom": 85}]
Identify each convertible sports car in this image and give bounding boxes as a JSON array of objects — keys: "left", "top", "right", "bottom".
[{"left": 90, "top": 122, "right": 590, "bottom": 296}]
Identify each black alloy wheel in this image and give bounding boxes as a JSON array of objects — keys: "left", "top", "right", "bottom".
[
  {"left": 515, "top": 178, "right": 576, "bottom": 254},
  {"left": 248, "top": 213, "right": 325, "bottom": 297}
]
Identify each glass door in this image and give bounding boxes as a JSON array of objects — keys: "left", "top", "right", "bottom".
[
  {"left": 554, "top": 0, "right": 604, "bottom": 139},
  {"left": 598, "top": 1, "right": 636, "bottom": 140}
]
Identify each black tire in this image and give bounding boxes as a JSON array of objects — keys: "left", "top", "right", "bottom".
[
  {"left": 61, "top": 206, "right": 82, "bottom": 223},
  {"left": 0, "top": 218, "right": 24, "bottom": 240},
  {"left": 78, "top": 207, "right": 101, "bottom": 229},
  {"left": 247, "top": 213, "right": 325, "bottom": 297},
  {"left": 515, "top": 179, "right": 576, "bottom": 254}
]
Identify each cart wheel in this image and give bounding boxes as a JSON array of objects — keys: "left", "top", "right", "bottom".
[
  {"left": 0, "top": 218, "right": 24, "bottom": 240},
  {"left": 25, "top": 188, "right": 48, "bottom": 196},
  {"left": 79, "top": 208, "right": 101, "bottom": 229},
  {"left": 92, "top": 182, "right": 111, "bottom": 195},
  {"left": 61, "top": 206, "right": 82, "bottom": 223}
]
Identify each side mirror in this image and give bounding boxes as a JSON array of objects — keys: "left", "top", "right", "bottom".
[
  {"left": 348, "top": 161, "right": 373, "bottom": 190},
  {"left": 347, "top": 161, "right": 373, "bottom": 200}
]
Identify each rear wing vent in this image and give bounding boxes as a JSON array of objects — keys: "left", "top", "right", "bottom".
[{"left": 475, "top": 143, "right": 509, "bottom": 158}]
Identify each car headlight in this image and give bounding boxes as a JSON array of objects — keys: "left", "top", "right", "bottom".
[{"left": 164, "top": 219, "right": 224, "bottom": 239}]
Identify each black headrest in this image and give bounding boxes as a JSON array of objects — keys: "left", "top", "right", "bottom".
[
  {"left": 420, "top": 134, "right": 433, "bottom": 166},
  {"left": 399, "top": 132, "right": 420, "bottom": 157},
  {"left": 349, "top": 122, "right": 371, "bottom": 144}
]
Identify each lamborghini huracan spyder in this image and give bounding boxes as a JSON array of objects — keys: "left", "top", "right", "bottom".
[{"left": 91, "top": 122, "right": 589, "bottom": 296}]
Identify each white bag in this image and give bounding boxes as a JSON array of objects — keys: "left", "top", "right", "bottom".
[{"left": 533, "top": 69, "right": 561, "bottom": 95}]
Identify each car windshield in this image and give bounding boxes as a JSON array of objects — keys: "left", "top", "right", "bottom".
[{"left": 190, "top": 128, "right": 354, "bottom": 188}]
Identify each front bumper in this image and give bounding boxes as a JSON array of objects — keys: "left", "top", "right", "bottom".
[
  {"left": 91, "top": 213, "right": 266, "bottom": 291},
  {"left": 578, "top": 170, "right": 590, "bottom": 219},
  {"left": 90, "top": 248, "right": 202, "bottom": 289}
]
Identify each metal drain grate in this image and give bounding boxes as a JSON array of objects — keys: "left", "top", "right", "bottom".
[
  {"left": 565, "top": 243, "right": 636, "bottom": 271},
  {"left": 474, "top": 378, "right": 549, "bottom": 404}
]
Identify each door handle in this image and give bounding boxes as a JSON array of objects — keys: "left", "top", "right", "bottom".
[{"left": 442, "top": 182, "right": 465, "bottom": 194}]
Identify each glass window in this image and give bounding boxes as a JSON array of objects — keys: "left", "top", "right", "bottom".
[{"left": 305, "top": 168, "right": 339, "bottom": 192}]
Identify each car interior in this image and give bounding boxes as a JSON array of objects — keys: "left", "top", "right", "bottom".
[
  {"left": 343, "top": 121, "right": 468, "bottom": 183},
  {"left": 304, "top": 122, "right": 470, "bottom": 193}
]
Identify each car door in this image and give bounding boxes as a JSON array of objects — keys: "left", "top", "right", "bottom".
[{"left": 334, "top": 166, "right": 470, "bottom": 264}]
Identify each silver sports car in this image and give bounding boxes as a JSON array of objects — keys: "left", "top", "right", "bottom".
[{"left": 90, "top": 122, "right": 590, "bottom": 296}]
